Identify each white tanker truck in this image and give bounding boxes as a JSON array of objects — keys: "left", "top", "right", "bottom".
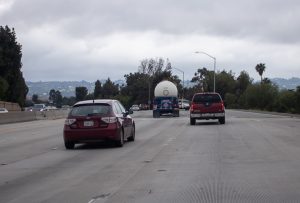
[{"left": 153, "top": 80, "right": 180, "bottom": 118}]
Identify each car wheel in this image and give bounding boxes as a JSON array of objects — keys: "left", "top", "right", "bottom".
[
  {"left": 219, "top": 117, "right": 225, "bottom": 124},
  {"left": 153, "top": 111, "right": 160, "bottom": 118},
  {"left": 65, "top": 141, "right": 75, "bottom": 149},
  {"left": 127, "top": 125, "right": 135, "bottom": 142},
  {"left": 190, "top": 118, "right": 195, "bottom": 125},
  {"left": 115, "top": 129, "right": 124, "bottom": 147}
]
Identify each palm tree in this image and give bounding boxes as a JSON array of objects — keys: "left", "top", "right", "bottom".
[{"left": 255, "top": 63, "right": 266, "bottom": 83}]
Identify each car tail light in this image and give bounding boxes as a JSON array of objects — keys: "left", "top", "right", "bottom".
[
  {"left": 101, "top": 117, "right": 117, "bottom": 123},
  {"left": 153, "top": 105, "right": 157, "bottom": 110},
  {"left": 65, "top": 118, "right": 76, "bottom": 125}
]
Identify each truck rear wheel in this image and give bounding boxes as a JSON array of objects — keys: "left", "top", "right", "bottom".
[{"left": 153, "top": 111, "right": 160, "bottom": 118}]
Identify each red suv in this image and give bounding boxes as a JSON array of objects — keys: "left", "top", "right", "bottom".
[
  {"left": 189, "top": 92, "right": 225, "bottom": 125},
  {"left": 63, "top": 99, "right": 135, "bottom": 149}
]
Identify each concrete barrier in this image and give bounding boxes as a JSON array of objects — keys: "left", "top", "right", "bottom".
[
  {"left": 0, "top": 111, "right": 36, "bottom": 124},
  {"left": 0, "top": 109, "right": 70, "bottom": 124}
]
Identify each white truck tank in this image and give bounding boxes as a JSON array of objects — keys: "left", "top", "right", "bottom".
[{"left": 154, "top": 81, "right": 178, "bottom": 97}]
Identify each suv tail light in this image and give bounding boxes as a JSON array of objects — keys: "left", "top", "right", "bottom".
[
  {"left": 221, "top": 101, "right": 225, "bottom": 111},
  {"left": 190, "top": 103, "right": 195, "bottom": 111},
  {"left": 101, "top": 117, "right": 117, "bottom": 123}
]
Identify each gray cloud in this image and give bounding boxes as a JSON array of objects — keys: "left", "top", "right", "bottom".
[{"left": 1, "top": 0, "right": 300, "bottom": 81}]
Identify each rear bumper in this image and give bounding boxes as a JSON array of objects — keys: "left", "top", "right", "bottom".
[
  {"left": 63, "top": 125, "right": 121, "bottom": 143},
  {"left": 190, "top": 112, "right": 225, "bottom": 119},
  {"left": 153, "top": 108, "right": 179, "bottom": 114}
]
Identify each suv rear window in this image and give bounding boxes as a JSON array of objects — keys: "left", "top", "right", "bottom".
[
  {"left": 193, "top": 94, "right": 221, "bottom": 104},
  {"left": 70, "top": 104, "right": 110, "bottom": 116}
]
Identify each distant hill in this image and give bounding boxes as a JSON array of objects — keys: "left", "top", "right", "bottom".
[
  {"left": 26, "top": 80, "right": 125, "bottom": 99},
  {"left": 271, "top": 77, "right": 300, "bottom": 90}
]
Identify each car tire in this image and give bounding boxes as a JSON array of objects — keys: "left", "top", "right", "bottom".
[
  {"left": 127, "top": 125, "right": 135, "bottom": 142},
  {"left": 115, "top": 130, "right": 124, "bottom": 147},
  {"left": 190, "top": 118, "right": 196, "bottom": 125},
  {"left": 219, "top": 117, "right": 225, "bottom": 124},
  {"left": 153, "top": 111, "right": 160, "bottom": 118},
  {"left": 65, "top": 141, "right": 75, "bottom": 149}
]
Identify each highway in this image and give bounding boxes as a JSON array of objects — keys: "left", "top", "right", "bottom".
[{"left": 0, "top": 110, "right": 300, "bottom": 203}]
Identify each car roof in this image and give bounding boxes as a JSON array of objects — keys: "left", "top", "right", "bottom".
[{"left": 73, "top": 99, "right": 116, "bottom": 106}]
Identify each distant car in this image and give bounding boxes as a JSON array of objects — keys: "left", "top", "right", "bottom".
[
  {"left": 63, "top": 99, "right": 135, "bottom": 149},
  {"left": 178, "top": 100, "right": 190, "bottom": 110},
  {"left": 190, "top": 92, "right": 225, "bottom": 125},
  {"left": 32, "top": 104, "right": 46, "bottom": 111},
  {"left": 130, "top": 104, "right": 140, "bottom": 111},
  {"left": 0, "top": 108, "right": 8, "bottom": 113}
]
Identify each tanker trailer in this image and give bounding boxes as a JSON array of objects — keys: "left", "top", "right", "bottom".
[{"left": 153, "top": 80, "right": 179, "bottom": 118}]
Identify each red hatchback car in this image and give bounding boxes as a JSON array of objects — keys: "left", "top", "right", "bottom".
[
  {"left": 63, "top": 99, "right": 135, "bottom": 149},
  {"left": 190, "top": 92, "right": 225, "bottom": 125}
]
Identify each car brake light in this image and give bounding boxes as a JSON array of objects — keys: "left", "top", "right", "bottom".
[
  {"left": 65, "top": 118, "right": 76, "bottom": 125},
  {"left": 190, "top": 103, "right": 195, "bottom": 111},
  {"left": 101, "top": 117, "right": 117, "bottom": 123}
]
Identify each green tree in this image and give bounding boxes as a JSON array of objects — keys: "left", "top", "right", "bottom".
[
  {"left": 0, "top": 26, "right": 28, "bottom": 107},
  {"left": 215, "top": 70, "right": 236, "bottom": 99},
  {"left": 225, "top": 93, "right": 238, "bottom": 108},
  {"left": 32, "top": 94, "right": 39, "bottom": 103},
  {"left": 49, "top": 89, "right": 56, "bottom": 104},
  {"left": 275, "top": 90, "right": 297, "bottom": 113},
  {"left": 0, "top": 76, "right": 8, "bottom": 100},
  {"left": 75, "top": 86, "right": 88, "bottom": 101},
  {"left": 102, "top": 78, "right": 119, "bottom": 98},
  {"left": 122, "top": 72, "right": 149, "bottom": 105},
  {"left": 62, "top": 96, "right": 76, "bottom": 106},
  {"left": 236, "top": 71, "right": 252, "bottom": 95},
  {"left": 55, "top": 90, "right": 63, "bottom": 108},
  {"left": 296, "top": 86, "right": 300, "bottom": 113},
  {"left": 94, "top": 80, "right": 102, "bottom": 99},
  {"left": 191, "top": 67, "right": 210, "bottom": 92},
  {"left": 244, "top": 83, "right": 278, "bottom": 110},
  {"left": 255, "top": 63, "right": 266, "bottom": 83}
]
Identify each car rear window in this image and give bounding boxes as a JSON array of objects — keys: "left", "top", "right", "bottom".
[
  {"left": 70, "top": 104, "right": 111, "bottom": 116},
  {"left": 193, "top": 94, "right": 221, "bottom": 103}
]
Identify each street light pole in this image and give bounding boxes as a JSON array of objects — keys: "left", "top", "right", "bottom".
[
  {"left": 195, "top": 51, "right": 216, "bottom": 92},
  {"left": 173, "top": 67, "right": 184, "bottom": 105}
]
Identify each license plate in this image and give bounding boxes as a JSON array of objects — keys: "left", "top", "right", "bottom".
[
  {"left": 201, "top": 113, "right": 213, "bottom": 117},
  {"left": 84, "top": 121, "right": 94, "bottom": 127}
]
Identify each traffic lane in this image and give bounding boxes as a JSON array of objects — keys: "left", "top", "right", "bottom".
[
  {"left": 1, "top": 110, "right": 300, "bottom": 202},
  {"left": 0, "top": 115, "right": 185, "bottom": 203},
  {"left": 0, "top": 119, "right": 65, "bottom": 165},
  {"left": 99, "top": 111, "right": 300, "bottom": 202}
]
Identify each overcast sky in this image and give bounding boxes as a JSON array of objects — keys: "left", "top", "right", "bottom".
[{"left": 1, "top": 0, "right": 300, "bottom": 82}]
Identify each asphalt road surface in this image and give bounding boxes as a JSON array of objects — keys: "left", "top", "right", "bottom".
[{"left": 1, "top": 110, "right": 300, "bottom": 203}]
